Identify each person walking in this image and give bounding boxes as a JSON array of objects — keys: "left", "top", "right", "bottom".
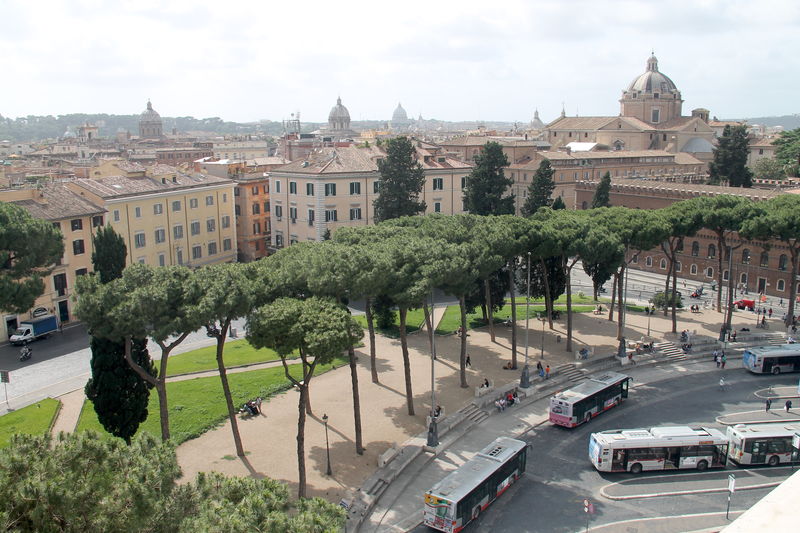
[
  {"left": 465, "top": 354, "right": 472, "bottom": 368},
  {"left": 719, "top": 377, "right": 726, "bottom": 391},
  {"left": 715, "top": 353, "right": 720, "bottom": 368},
  {"left": 786, "top": 400, "right": 793, "bottom": 412},
  {"left": 732, "top": 330, "right": 737, "bottom": 342},
  {"left": 766, "top": 398, "right": 772, "bottom": 412},
  {"left": 545, "top": 365, "right": 551, "bottom": 380},
  {"left": 721, "top": 353, "right": 727, "bottom": 369},
  {"left": 769, "top": 308, "right": 773, "bottom": 319}
]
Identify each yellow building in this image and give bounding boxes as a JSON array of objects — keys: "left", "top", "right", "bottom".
[
  {"left": 1, "top": 185, "right": 105, "bottom": 342},
  {"left": 66, "top": 167, "right": 237, "bottom": 267}
]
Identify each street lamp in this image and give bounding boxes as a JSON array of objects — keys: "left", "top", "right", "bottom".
[
  {"left": 647, "top": 299, "right": 652, "bottom": 337},
  {"left": 426, "top": 290, "right": 439, "bottom": 448},
  {"left": 540, "top": 314, "right": 546, "bottom": 359},
  {"left": 520, "top": 252, "right": 532, "bottom": 388},
  {"left": 322, "top": 413, "right": 332, "bottom": 476}
]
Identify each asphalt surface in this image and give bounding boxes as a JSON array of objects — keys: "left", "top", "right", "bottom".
[{"left": 411, "top": 365, "right": 799, "bottom": 533}]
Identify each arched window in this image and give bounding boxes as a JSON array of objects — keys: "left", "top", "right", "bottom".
[
  {"left": 676, "top": 238, "right": 684, "bottom": 253},
  {"left": 760, "top": 251, "right": 769, "bottom": 267},
  {"left": 740, "top": 273, "right": 748, "bottom": 285},
  {"left": 690, "top": 264, "right": 698, "bottom": 275},
  {"left": 707, "top": 244, "right": 716, "bottom": 259},
  {"left": 723, "top": 270, "right": 729, "bottom": 281},
  {"left": 706, "top": 267, "right": 714, "bottom": 278},
  {"left": 660, "top": 258, "right": 667, "bottom": 270},
  {"left": 741, "top": 249, "right": 750, "bottom": 264},
  {"left": 645, "top": 256, "right": 653, "bottom": 267},
  {"left": 691, "top": 241, "right": 700, "bottom": 257},
  {"left": 581, "top": 201, "right": 588, "bottom": 210},
  {"left": 779, "top": 254, "right": 788, "bottom": 271},
  {"left": 777, "top": 279, "right": 785, "bottom": 292},
  {"left": 676, "top": 261, "right": 682, "bottom": 272}
]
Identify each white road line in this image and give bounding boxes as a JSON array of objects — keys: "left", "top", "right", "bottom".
[
  {"left": 600, "top": 480, "right": 781, "bottom": 500},
  {"left": 579, "top": 510, "right": 746, "bottom": 533}
]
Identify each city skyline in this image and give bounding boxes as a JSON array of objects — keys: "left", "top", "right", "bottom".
[{"left": 2, "top": 0, "right": 799, "bottom": 124}]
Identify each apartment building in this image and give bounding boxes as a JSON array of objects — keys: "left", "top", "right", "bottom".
[
  {"left": 1, "top": 185, "right": 105, "bottom": 342},
  {"left": 233, "top": 172, "right": 271, "bottom": 261}
]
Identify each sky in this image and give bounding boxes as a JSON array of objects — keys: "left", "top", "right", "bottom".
[{"left": 2, "top": 0, "right": 799, "bottom": 124}]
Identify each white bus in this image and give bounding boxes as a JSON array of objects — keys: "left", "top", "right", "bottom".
[
  {"left": 549, "top": 372, "right": 631, "bottom": 428},
  {"left": 589, "top": 426, "right": 728, "bottom": 474},
  {"left": 726, "top": 423, "right": 800, "bottom": 466},
  {"left": 423, "top": 437, "right": 528, "bottom": 533},
  {"left": 743, "top": 344, "right": 800, "bottom": 375}
]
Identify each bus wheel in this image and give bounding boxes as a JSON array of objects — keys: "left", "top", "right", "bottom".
[
  {"left": 472, "top": 506, "right": 481, "bottom": 520},
  {"left": 630, "top": 463, "right": 643, "bottom": 474},
  {"left": 697, "top": 460, "right": 708, "bottom": 472},
  {"left": 584, "top": 413, "right": 592, "bottom": 424},
  {"left": 768, "top": 455, "right": 780, "bottom": 466},
  {"left": 772, "top": 367, "right": 781, "bottom": 375}
]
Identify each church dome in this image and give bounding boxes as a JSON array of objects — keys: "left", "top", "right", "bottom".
[
  {"left": 627, "top": 55, "right": 678, "bottom": 93},
  {"left": 392, "top": 102, "right": 408, "bottom": 122},
  {"left": 140, "top": 100, "right": 162, "bottom": 123},
  {"left": 328, "top": 97, "right": 350, "bottom": 123}
]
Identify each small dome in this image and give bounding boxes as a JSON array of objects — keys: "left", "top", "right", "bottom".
[
  {"left": 530, "top": 109, "right": 545, "bottom": 129},
  {"left": 328, "top": 97, "right": 350, "bottom": 123},
  {"left": 140, "top": 100, "right": 162, "bottom": 123},
  {"left": 392, "top": 102, "right": 408, "bottom": 122},
  {"left": 627, "top": 55, "right": 678, "bottom": 93}
]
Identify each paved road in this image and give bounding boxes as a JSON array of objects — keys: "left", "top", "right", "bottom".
[{"left": 410, "top": 365, "right": 799, "bottom": 533}]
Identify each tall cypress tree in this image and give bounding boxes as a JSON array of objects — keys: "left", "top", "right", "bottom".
[
  {"left": 373, "top": 136, "right": 426, "bottom": 222},
  {"left": 521, "top": 159, "right": 555, "bottom": 216},
  {"left": 85, "top": 225, "right": 155, "bottom": 443},
  {"left": 592, "top": 171, "right": 612, "bottom": 208},
  {"left": 709, "top": 125, "right": 753, "bottom": 187},
  {"left": 463, "top": 141, "right": 514, "bottom": 215}
]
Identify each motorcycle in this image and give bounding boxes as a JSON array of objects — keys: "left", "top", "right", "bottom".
[{"left": 19, "top": 346, "right": 32, "bottom": 362}]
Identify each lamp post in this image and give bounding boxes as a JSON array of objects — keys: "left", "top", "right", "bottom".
[
  {"left": 647, "top": 299, "right": 652, "bottom": 337},
  {"left": 520, "top": 252, "right": 532, "bottom": 388},
  {"left": 540, "top": 315, "right": 546, "bottom": 359},
  {"left": 322, "top": 413, "right": 332, "bottom": 476},
  {"left": 426, "top": 290, "right": 439, "bottom": 448}
]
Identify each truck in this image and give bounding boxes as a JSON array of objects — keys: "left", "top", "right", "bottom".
[
  {"left": 733, "top": 299, "right": 756, "bottom": 311},
  {"left": 9, "top": 315, "right": 58, "bottom": 345}
]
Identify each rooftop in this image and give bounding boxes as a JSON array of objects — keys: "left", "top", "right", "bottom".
[
  {"left": 69, "top": 170, "right": 231, "bottom": 199},
  {"left": 6, "top": 183, "right": 105, "bottom": 220}
]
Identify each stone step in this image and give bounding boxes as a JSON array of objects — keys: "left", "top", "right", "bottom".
[{"left": 555, "top": 363, "right": 586, "bottom": 382}]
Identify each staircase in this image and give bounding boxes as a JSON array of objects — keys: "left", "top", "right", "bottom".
[
  {"left": 653, "top": 341, "right": 686, "bottom": 362},
  {"left": 461, "top": 403, "right": 489, "bottom": 425},
  {"left": 555, "top": 363, "right": 587, "bottom": 383}
]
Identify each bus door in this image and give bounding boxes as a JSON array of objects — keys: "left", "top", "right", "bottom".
[
  {"left": 621, "top": 379, "right": 630, "bottom": 398},
  {"left": 750, "top": 440, "right": 767, "bottom": 464},
  {"left": 664, "top": 447, "right": 680, "bottom": 469},
  {"left": 612, "top": 449, "right": 627, "bottom": 471}
]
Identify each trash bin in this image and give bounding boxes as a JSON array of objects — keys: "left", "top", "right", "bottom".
[{"left": 229, "top": 327, "right": 237, "bottom": 339}]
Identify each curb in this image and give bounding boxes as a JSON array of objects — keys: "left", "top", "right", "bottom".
[{"left": 600, "top": 480, "right": 783, "bottom": 500}]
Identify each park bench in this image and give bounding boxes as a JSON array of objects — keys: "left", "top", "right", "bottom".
[{"left": 474, "top": 380, "right": 495, "bottom": 398}]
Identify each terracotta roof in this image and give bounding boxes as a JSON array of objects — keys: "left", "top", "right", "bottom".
[
  {"left": 545, "top": 116, "right": 616, "bottom": 130},
  {"left": 8, "top": 184, "right": 105, "bottom": 220},
  {"left": 658, "top": 116, "right": 702, "bottom": 131},
  {"left": 70, "top": 171, "right": 232, "bottom": 199},
  {"left": 439, "top": 136, "right": 540, "bottom": 147},
  {"left": 511, "top": 149, "right": 689, "bottom": 169},
  {"left": 673, "top": 152, "right": 704, "bottom": 165},
  {"left": 750, "top": 137, "right": 776, "bottom": 148}
]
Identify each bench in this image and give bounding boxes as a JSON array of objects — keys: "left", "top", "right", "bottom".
[
  {"left": 474, "top": 381, "right": 495, "bottom": 398},
  {"left": 377, "top": 443, "right": 400, "bottom": 468}
]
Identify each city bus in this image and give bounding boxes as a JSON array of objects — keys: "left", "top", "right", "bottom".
[
  {"left": 726, "top": 423, "right": 800, "bottom": 466},
  {"left": 589, "top": 426, "right": 728, "bottom": 474},
  {"left": 423, "top": 437, "right": 528, "bottom": 532},
  {"left": 549, "top": 372, "right": 631, "bottom": 428},
  {"left": 742, "top": 344, "right": 800, "bottom": 375}
]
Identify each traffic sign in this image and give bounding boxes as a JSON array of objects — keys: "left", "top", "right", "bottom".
[
  {"left": 0, "top": 370, "right": 8, "bottom": 384},
  {"left": 583, "top": 499, "right": 594, "bottom": 514},
  {"left": 728, "top": 474, "right": 736, "bottom": 494}
]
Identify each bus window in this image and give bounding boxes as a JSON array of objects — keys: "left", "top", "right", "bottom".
[{"left": 621, "top": 379, "right": 629, "bottom": 398}]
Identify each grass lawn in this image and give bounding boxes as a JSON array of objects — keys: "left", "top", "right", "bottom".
[
  {"left": 435, "top": 304, "right": 595, "bottom": 334},
  {"left": 76, "top": 355, "right": 348, "bottom": 445},
  {"left": 352, "top": 308, "right": 426, "bottom": 338},
  {"left": 0, "top": 398, "right": 60, "bottom": 448},
  {"left": 166, "top": 339, "right": 294, "bottom": 376}
]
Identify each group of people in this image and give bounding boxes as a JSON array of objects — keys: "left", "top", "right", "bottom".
[
  {"left": 712, "top": 349, "right": 727, "bottom": 369},
  {"left": 765, "top": 398, "right": 793, "bottom": 412},
  {"left": 495, "top": 389, "right": 520, "bottom": 412},
  {"left": 536, "top": 361, "right": 550, "bottom": 379},
  {"left": 241, "top": 397, "right": 262, "bottom": 416},
  {"left": 689, "top": 304, "right": 702, "bottom": 313}
]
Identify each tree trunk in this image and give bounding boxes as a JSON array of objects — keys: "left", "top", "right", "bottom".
[
  {"left": 541, "top": 259, "right": 553, "bottom": 329},
  {"left": 157, "top": 346, "right": 171, "bottom": 441},
  {"left": 459, "top": 296, "right": 468, "bottom": 388},
  {"left": 398, "top": 307, "right": 415, "bottom": 416},
  {"left": 216, "top": 320, "right": 244, "bottom": 457},
  {"left": 485, "top": 279, "right": 495, "bottom": 342},
  {"left": 608, "top": 274, "right": 617, "bottom": 321},
  {"left": 671, "top": 255, "right": 679, "bottom": 333},
  {"left": 716, "top": 232, "right": 724, "bottom": 314},
  {"left": 787, "top": 247, "right": 798, "bottom": 328},
  {"left": 509, "top": 264, "right": 518, "bottom": 369},
  {"left": 347, "top": 344, "right": 364, "bottom": 455},
  {"left": 365, "top": 297, "right": 379, "bottom": 384},
  {"left": 296, "top": 384, "right": 307, "bottom": 499},
  {"left": 617, "top": 264, "right": 625, "bottom": 341},
  {"left": 565, "top": 257, "right": 574, "bottom": 352},
  {"left": 662, "top": 243, "right": 672, "bottom": 317}
]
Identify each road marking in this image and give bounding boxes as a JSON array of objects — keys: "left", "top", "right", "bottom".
[
  {"left": 582, "top": 510, "right": 746, "bottom": 532},
  {"left": 600, "top": 480, "right": 781, "bottom": 500}
]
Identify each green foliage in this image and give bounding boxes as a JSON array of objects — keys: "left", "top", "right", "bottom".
[
  {"left": 752, "top": 157, "right": 786, "bottom": 180},
  {"left": 0, "top": 398, "right": 60, "bottom": 449},
  {"left": 373, "top": 136, "right": 426, "bottom": 222},
  {"left": 521, "top": 159, "right": 555, "bottom": 216},
  {"left": 652, "top": 291, "right": 683, "bottom": 310},
  {"left": 592, "top": 171, "right": 612, "bottom": 208},
  {"left": 463, "top": 141, "right": 514, "bottom": 215},
  {"left": 0, "top": 202, "right": 64, "bottom": 313},
  {"left": 773, "top": 128, "right": 800, "bottom": 169},
  {"left": 709, "top": 125, "right": 753, "bottom": 187},
  {"left": 0, "top": 432, "right": 344, "bottom": 532},
  {"left": 551, "top": 196, "right": 566, "bottom": 210},
  {"left": 371, "top": 294, "right": 397, "bottom": 329},
  {"left": 91, "top": 225, "right": 126, "bottom": 284}
]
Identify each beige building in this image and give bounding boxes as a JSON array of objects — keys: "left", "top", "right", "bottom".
[
  {"left": 66, "top": 168, "right": 237, "bottom": 268},
  {"left": 748, "top": 136, "right": 778, "bottom": 168},
  {"left": 268, "top": 142, "right": 471, "bottom": 248},
  {"left": 438, "top": 136, "right": 547, "bottom": 165},
  {"left": 1, "top": 185, "right": 105, "bottom": 342}
]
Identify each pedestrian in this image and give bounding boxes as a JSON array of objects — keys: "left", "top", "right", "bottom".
[
  {"left": 719, "top": 377, "right": 726, "bottom": 391},
  {"left": 500, "top": 397, "right": 506, "bottom": 411},
  {"left": 715, "top": 353, "right": 720, "bottom": 368},
  {"left": 785, "top": 400, "right": 793, "bottom": 412},
  {"left": 721, "top": 353, "right": 726, "bottom": 369},
  {"left": 732, "top": 330, "right": 737, "bottom": 342},
  {"left": 495, "top": 399, "right": 503, "bottom": 413},
  {"left": 482, "top": 378, "right": 490, "bottom": 388},
  {"left": 769, "top": 308, "right": 773, "bottom": 319},
  {"left": 465, "top": 354, "right": 472, "bottom": 368},
  {"left": 545, "top": 365, "right": 550, "bottom": 379},
  {"left": 766, "top": 398, "right": 772, "bottom": 412}
]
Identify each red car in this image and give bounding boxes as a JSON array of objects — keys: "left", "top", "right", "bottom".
[{"left": 734, "top": 299, "right": 756, "bottom": 311}]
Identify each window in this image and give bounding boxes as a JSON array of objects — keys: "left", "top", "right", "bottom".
[
  {"left": 263, "top": 184, "right": 269, "bottom": 194},
  {"left": 350, "top": 182, "right": 361, "bottom": 195},
  {"left": 172, "top": 200, "right": 182, "bottom": 212},
  {"left": 707, "top": 244, "right": 716, "bottom": 259},
  {"left": 192, "top": 245, "right": 202, "bottom": 260},
  {"left": 252, "top": 203, "right": 260, "bottom": 215},
  {"left": 373, "top": 181, "right": 381, "bottom": 194},
  {"left": 153, "top": 203, "right": 163, "bottom": 215},
  {"left": 134, "top": 207, "right": 142, "bottom": 218},
  {"left": 75, "top": 268, "right": 88, "bottom": 277},
  {"left": 275, "top": 205, "right": 283, "bottom": 218},
  {"left": 190, "top": 198, "right": 199, "bottom": 208},
  {"left": 173, "top": 224, "right": 184, "bottom": 239},
  {"left": 676, "top": 239, "right": 684, "bottom": 253},
  {"left": 645, "top": 256, "right": 653, "bottom": 267},
  {"left": 208, "top": 242, "right": 218, "bottom": 255},
  {"left": 651, "top": 109, "right": 660, "bottom": 123},
  {"left": 251, "top": 185, "right": 259, "bottom": 195},
  {"left": 660, "top": 258, "right": 667, "bottom": 270},
  {"left": 222, "top": 193, "right": 227, "bottom": 203},
  {"left": 235, "top": 205, "right": 241, "bottom": 216},
  {"left": 275, "top": 180, "right": 281, "bottom": 193},
  {"left": 723, "top": 269, "right": 729, "bottom": 281},
  {"left": 221, "top": 215, "right": 230, "bottom": 229},
  {"left": 461, "top": 176, "right": 467, "bottom": 190},
  {"left": 253, "top": 222, "right": 261, "bottom": 234},
  {"left": 325, "top": 183, "right": 336, "bottom": 196},
  {"left": 307, "top": 183, "right": 314, "bottom": 196},
  {"left": 434, "top": 202, "right": 441, "bottom": 213},
  {"left": 289, "top": 207, "right": 297, "bottom": 223},
  {"left": 691, "top": 241, "right": 699, "bottom": 257},
  {"left": 740, "top": 273, "right": 748, "bottom": 285},
  {"left": 325, "top": 209, "right": 338, "bottom": 222},
  {"left": 113, "top": 210, "right": 120, "bottom": 222},
  {"left": 191, "top": 221, "right": 200, "bottom": 235},
  {"left": 675, "top": 261, "right": 682, "bottom": 272},
  {"left": 176, "top": 248, "right": 184, "bottom": 265},
  {"left": 134, "top": 232, "right": 146, "bottom": 248},
  {"left": 432, "top": 178, "right": 444, "bottom": 190},
  {"left": 349, "top": 208, "right": 362, "bottom": 220},
  {"left": 158, "top": 253, "right": 166, "bottom": 267},
  {"left": 706, "top": 267, "right": 714, "bottom": 278},
  {"left": 690, "top": 264, "right": 698, "bottom": 275},
  {"left": 741, "top": 248, "right": 751, "bottom": 264},
  {"left": 777, "top": 279, "right": 785, "bottom": 291},
  {"left": 155, "top": 228, "right": 166, "bottom": 244},
  {"left": 289, "top": 181, "right": 297, "bottom": 194},
  {"left": 275, "top": 234, "right": 284, "bottom": 248},
  {"left": 631, "top": 254, "right": 638, "bottom": 264},
  {"left": 779, "top": 254, "right": 788, "bottom": 271},
  {"left": 206, "top": 219, "right": 216, "bottom": 232},
  {"left": 760, "top": 251, "right": 769, "bottom": 268},
  {"left": 223, "top": 238, "right": 232, "bottom": 251},
  {"left": 206, "top": 195, "right": 214, "bottom": 206},
  {"left": 54, "top": 273, "right": 67, "bottom": 297},
  {"left": 71, "top": 219, "right": 83, "bottom": 231},
  {"left": 92, "top": 215, "right": 103, "bottom": 227}
]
